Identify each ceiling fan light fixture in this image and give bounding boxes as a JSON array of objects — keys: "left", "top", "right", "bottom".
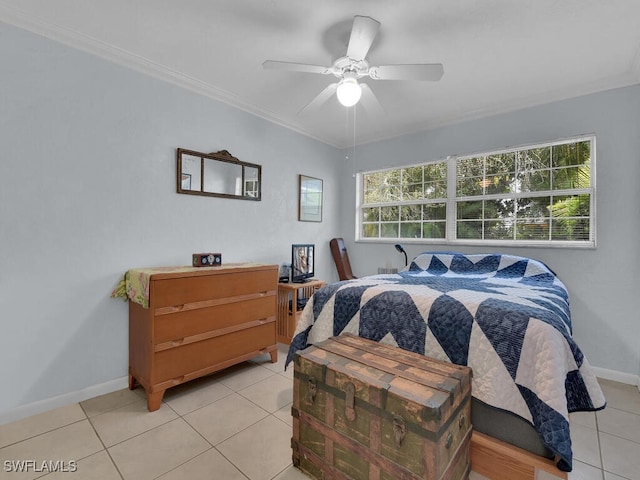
[{"left": 336, "top": 75, "right": 362, "bottom": 107}]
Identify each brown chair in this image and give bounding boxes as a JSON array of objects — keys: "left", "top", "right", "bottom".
[{"left": 330, "top": 238, "right": 357, "bottom": 281}]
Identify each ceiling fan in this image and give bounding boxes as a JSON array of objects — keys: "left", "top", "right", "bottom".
[{"left": 262, "top": 15, "right": 444, "bottom": 115}]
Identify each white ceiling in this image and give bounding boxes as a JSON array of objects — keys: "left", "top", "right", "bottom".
[{"left": 2, "top": 0, "right": 640, "bottom": 148}]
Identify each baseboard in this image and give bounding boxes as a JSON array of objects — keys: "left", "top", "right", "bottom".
[
  {"left": 592, "top": 366, "right": 640, "bottom": 391},
  {"left": 0, "top": 376, "right": 128, "bottom": 426}
]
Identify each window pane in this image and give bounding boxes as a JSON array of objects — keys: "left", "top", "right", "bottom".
[
  {"left": 484, "top": 198, "right": 514, "bottom": 220},
  {"left": 424, "top": 203, "right": 447, "bottom": 220},
  {"left": 551, "top": 218, "right": 589, "bottom": 241},
  {"left": 486, "top": 153, "right": 515, "bottom": 175},
  {"left": 517, "top": 169, "right": 551, "bottom": 193},
  {"left": 362, "top": 223, "right": 379, "bottom": 238},
  {"left": 425, "top": 163, "right": 447, "bottom": 182},
  {"left": 400, "top": 222, "right": 422, "bottom": 238},
  {"left": 402, "top": 166, "right": 423, "bottom": 184},
  {"left": 457, "top": 221, "right": 483, "bottom": 239},
  {"left": 402, "top": 183, "right": 424, "bottom": 200},
  {"left": 517, "top": 196, "right": 550, "bottom": 218},
  {"left": 485, "top": 220, "right": 513, "bottom": 240},
  {"left": 552, "top": 165, "right": 591, "bottom": 190},
  {"left": 380, "top": 206, "right": 399, "bottom": 221},
  {"left": 457, "top": 201, "right": 483, "bottom": 220},
  {"left": 457, "top": 176, "right": 484, "bottom": 196},
  {"left": 551, "top": 194, "right": 590, "bottom": 218},
  {"left": 425, "top": 181, "right": 447, "bottom": 199},
  {"left": 362, "top": 207, "right": 379, "bottom": 222},
  {"left": 423, "top": 222, "right": 446, "bottom": 239},
  {"left": 516, "top": 219, "right": 550, "bottom": 240},
  {"left": 363, "top": 172, "right": 382, "bottom": 190},
  {"left": 457, "top": 157, "right": 483, "bottom": 177},
  {"left": 520, "top": 147, "right": 550, "bottom": 170},
  {"left": 363, "top": 188, "right": 381, "bottom": 204},
  {"left": 380, "top": 185, "right": 401, "bottom": 202},
  {"left": 485, "top": 173, "right": 516, "bottom": 195},
  {"left": 400, "top": 204, "right": 422, "bottom": 221},
  {"left": 381, "top": 223, "right": 399, "bottom": 238},
  {"left": 552, "top": 141, "right": 590, "bottom": 168}
]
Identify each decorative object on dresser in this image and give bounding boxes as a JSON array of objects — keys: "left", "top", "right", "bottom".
[
  {"left": 292, "top": 334, "right": 472, "bottom": 480},
  {"left": 112, "top": 263, "right": 278, "bottom": 411},
  {"left": 276, "top": 279, "right": 325, "bottom": 344},
  {"left": 177, "top": 148, "right": 262, "bottom": 200},
  {"left": 192, "top": 252, "right": 222, "bottom": 267}
]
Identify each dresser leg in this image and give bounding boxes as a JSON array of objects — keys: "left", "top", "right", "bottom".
[
  {"left": 270, "top": 350, "right": 278, "bottom": 363},
  {"left": 146, "top": 390, "right": 165, "bottom": 412},
  {"left": 128, "top": 374, "right": 136, "bottom": 390}
]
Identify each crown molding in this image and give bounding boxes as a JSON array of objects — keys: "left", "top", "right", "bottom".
[{"left": 0, "top": 2, "right": 341, "bottom": 148}]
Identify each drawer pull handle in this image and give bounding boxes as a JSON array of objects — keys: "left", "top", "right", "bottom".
[
  {"left": 445, "top": 432, "right": 453, "bottom": 449},
  {"left": 459, "top": 413, "right": 465, "bottom": 428},
  {"left": 171, "top": 338, "right": 185, "bottom": 347},
  {"left": 393, "top": 415, "right": 406, "bottom": 447},
  {"left": 345, "top": 382, "right": 356, "bottom": 421},
  {"left": 258, "top": 318, "right": 267, "bottom": 324}
]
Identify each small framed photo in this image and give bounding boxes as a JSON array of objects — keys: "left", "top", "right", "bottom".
[{"left": 299, "top": 175, "right": 323, "bottom": 222}]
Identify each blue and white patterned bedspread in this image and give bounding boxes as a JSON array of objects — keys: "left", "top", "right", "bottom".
[{"left": 286, "top": 253, "right": 606, "bottom": 472}]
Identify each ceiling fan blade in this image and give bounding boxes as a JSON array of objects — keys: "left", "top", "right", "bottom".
[
  {"left": 262, "top": 60, "right": 332, "bottom": 75},
  {"left": 298, "top": 83, "right": 339, "bottom": 115},
  {"left": 346, "top": 16, "right": 381, "bottom": 61},
  {"left": 359, "top": 84, "right": 385, "bottom": 117},
  {"left": 369, "top": 64, "right": 444, "bottom": 81}
]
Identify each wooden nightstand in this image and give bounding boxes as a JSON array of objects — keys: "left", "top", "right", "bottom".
[{"left": 276, "top": 279, "right": 326, "bottom": 344}]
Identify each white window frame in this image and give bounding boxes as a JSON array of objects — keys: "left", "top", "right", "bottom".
[{"left": 355, "top": 135, "right": 596, "bottom": 248}]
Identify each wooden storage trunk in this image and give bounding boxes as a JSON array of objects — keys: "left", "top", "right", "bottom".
[{"left": 292, "top": 334, "right": 472, "bottom": 480}]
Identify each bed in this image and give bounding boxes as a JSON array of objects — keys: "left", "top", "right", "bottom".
[{"left": 286, "top": 252, "right": 606, "bottom": 476}]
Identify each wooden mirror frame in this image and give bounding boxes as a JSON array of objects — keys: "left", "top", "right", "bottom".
[{"left": 176, "top": 148, "right": 262, "bottom": 201}]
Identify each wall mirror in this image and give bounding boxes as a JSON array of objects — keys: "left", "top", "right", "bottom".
[{"left": 177, "top": 148, "right": 261, "bottom": 200}]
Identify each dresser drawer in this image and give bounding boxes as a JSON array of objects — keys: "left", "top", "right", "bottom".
[
  {"left": 152, "top": 269, "right": 276, "bottom": 308},
  {"left": 154, "top": 295, "right": 275, "bottom": 344},
  {"left": 154, "top": 323, "right": 275, "bottom": 383}
]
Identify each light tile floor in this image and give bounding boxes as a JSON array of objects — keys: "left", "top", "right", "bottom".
[{"left": 1, "top": 344, "right": 639, "bottom": 480}]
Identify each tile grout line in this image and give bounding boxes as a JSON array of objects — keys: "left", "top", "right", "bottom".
[
  {"left": 80, "top": 401, "right": 126, "bottom": 480},
  {"left": 159, "top": 400, "right": 253, "bottom": 480},
  {"left": 593, "top": 411, "right": 605, "bottom": 480}
]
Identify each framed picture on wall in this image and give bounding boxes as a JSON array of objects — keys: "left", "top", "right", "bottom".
[{"left": 298, "top": 175, "right": 323, "bottom": 222}]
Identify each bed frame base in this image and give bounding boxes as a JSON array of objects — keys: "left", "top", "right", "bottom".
[{"left": 471, "top": 431, "right": 567, "bottom": 480}]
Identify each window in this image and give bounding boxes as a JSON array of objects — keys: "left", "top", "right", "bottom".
[
  {"left": 361, "top": 164, "right": 448, "bottom": 240},
  {"left": 357, "top": 136, "right": 595, "bottom": 247}
]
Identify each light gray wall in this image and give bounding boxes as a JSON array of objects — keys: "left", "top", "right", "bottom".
[
  {"left": 0, "top": 22, "right": 344, "bottom": 416},
  {"left": 339, "top": 84, "right": 640, "bottom": 378}
]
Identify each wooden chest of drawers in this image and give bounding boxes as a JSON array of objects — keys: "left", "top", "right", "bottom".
[
  {"left": 128, "top": 263, "right": 278, "bottom": 411},
  {"left": 292, "top": 334, "right": 472, "bottom": 480}
]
